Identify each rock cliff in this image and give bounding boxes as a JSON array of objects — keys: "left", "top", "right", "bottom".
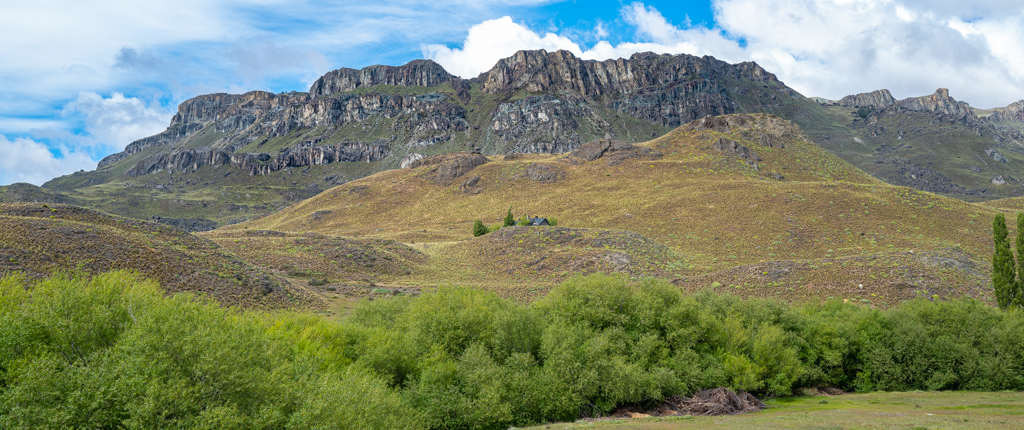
[
  {"left": 126, "top": 142, "right": 390, "bottom": 177},
  {"left": 991, "top": 100, "right": 1024, "bottom": 122},
  {"left": 837, "top": 89, "right": 896, "bottom": 109},
  {"left": 894, "top": 88, "right": 973, "bottom": 119},
  {"left": 93, "top": 49, "right": 790, "bottom": 181}
]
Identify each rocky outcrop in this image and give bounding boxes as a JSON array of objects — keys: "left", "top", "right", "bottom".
[
  {"left": 149, "top": 216, "right": 218, "bottom": 232},
  {"left": 408, "top": 152, "right": 489, "bottom": 184},
  {"left": 127, "top": 147, "right": 232, "bottom": 176},
  {"left": 479, "top": 50, "right": 777, "bottom": 97},
  {"left": 990, "top": 100, "right": 1024, "bottom": 122},
  {"left": 492, "top": 95, "right": 588, "bottom": 153},
  {"left": 126, "top": 143, "right": 389, "bottom": 177},
  {"left": 837, "top": 89, "right": 896, "bottom": 109},
  {"left": 713, "top": 137, "right": 760, "bottom": 162},
  {"left": 309, "top": 60, "right": 456, "bottom": 98},
  {"left": 895, "top": 88, "right": 973, "bottom": 119},
  {"left": 525, "top": 163, "right": 564, "bottom": 182},
  {"left": 400, "top": 153, "right": 427, "bottom": 169},
  {"left": 985, "top": 148, "right": 1007, "bottom": 163},
  {"left": 565, "top": 139, "right": 663, "bottom": 166}
]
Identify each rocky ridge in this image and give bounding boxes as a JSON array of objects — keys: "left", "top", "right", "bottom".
[{"left": 93, "top": 49, "right": 790, "bottom": 179}]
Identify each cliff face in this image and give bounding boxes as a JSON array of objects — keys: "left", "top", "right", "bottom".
[
  {"left": 308, "top": 60, "right": 455, "bottom": 97},
  {"left": 895, "top": 88, "right": 973, "bottom": 118},
  {"left": 991, "top": 100, "right": 1024, "bottom": 122},
  {"left": 478, "top": 50, "right": 777, "bottom": 97},
  {"left": 838, "top": 90, "right": 896, "bottom": 109},
  {"left": 126, "top": 142, "right": 390, "bottom": 177},
  {"left": 92, "top": 49, "right": 789, "bottom": 179}
]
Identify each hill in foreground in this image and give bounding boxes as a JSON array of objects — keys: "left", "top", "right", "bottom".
[
  {"left": 211, "top": 114, "right": 1000, "bottom": 305},
  {"left": 0, "top": 203, "right": 318, "bottom": 309}
]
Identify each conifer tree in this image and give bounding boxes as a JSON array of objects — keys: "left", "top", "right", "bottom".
[
  {"left": 993, "top": 213, "right": 1016, "bottom": 309},
  {"left": 1016, "top": 213, "right": 1024, "bottom": 307},
  {"left": 473, "top": 220, "right": 489, "bottom": 237},
  {"left": 503, "top": 208, "right": 515, "bottom": 227}
]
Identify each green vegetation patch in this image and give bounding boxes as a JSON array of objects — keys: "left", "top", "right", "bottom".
[{"left": 2, "top": 271, "right": 1024, "bottom": 430}]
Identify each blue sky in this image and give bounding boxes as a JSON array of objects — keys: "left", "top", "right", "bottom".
[{"left": 2, "top": 0, "right": 1023, "bottom": 185}]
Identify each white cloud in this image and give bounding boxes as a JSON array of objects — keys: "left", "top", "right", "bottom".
[
  {"left": 710, "top": 0, "right": 1024, "bottom": 106},
  {"left": 422, "top": 16, "right": 585, "bottom": 78},
  {"left": 422, "top": 12, "right": 744, "bottom": 79},
  {"left": 0, "top": 135, "right": 96, "bottom": 186},
  {"left": 424, "top": 1, "right": 1024, "bottom": 108},
  {"left": 63, "top": 92, "right": 172, "bottom": 150}
]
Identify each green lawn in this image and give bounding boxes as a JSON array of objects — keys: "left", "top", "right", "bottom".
[{"left": 524, "top": 391, "right": 1024, "bottom": 430}]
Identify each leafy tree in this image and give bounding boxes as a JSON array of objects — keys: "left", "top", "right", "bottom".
[
  {"left": 503, "top": 208, "right": 515, "bottom": 227},
  {"left": 993, "top": 213, "right": 1017, "bottom": 309},
  {"left": 472, "top": 220, "right": 489, "bottom": 237},
  {"left": 548, "top": 217, "right": 558, "bottom": 227},
  {"left": 518, "top": 216, "right": 531, "bottom": 227}
]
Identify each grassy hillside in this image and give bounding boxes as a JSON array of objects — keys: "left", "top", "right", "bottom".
[
  {"left": 0, "top": 203, "right": 318, "bottom": 309},
  {"left": 214, "top": 114, "right": 1000, "bottom": 303}
]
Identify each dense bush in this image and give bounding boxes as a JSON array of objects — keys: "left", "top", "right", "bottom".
[
  {"left": 472, "top": 220, "right": 488, "bottom": 237},
  {"left": 2, "top": 271, "right": 1023, "bottom": 429}
]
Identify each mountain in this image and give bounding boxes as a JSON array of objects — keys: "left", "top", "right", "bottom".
[
  {"left": 814, "top": 88, "right": 1024, "bottom": 200},
  {"left": 26, "top": 50, "right": 810, "bottom": 229},
  {"left": 209, "top": 114, "right": 995, "bottom": 304},
  {"left": 18, "top": 50, "right": 1024, "bottom": 228}
]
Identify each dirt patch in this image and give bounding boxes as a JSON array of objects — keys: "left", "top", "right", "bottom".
[{"left": 612, "top": 388, "right": 766, "bottom": 419}]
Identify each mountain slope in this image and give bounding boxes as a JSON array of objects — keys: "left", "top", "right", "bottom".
[
  {"left": 813, "top": 89, "right": 1024, "bottom": 200},
  {"left": 211, "top": 114, "right": 996, "bottom": 303}
]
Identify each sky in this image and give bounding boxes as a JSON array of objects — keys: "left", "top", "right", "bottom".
[{"left": 2, "top": 0, "right": 1023, "bottom": 186}]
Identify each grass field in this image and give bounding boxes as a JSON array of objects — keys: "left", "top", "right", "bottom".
[{"left": 525, "top": 391, "right": 1024, "bottom": 430}]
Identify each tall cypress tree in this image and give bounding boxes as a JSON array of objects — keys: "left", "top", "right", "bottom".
[
  {"left": 993, "top": 213, "right": 1016, "bottom": 309},
  {"left": 1015, "top": 213, "right": 1024, "bottom": 307}
]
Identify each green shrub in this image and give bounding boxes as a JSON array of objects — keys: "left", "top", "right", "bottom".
[{"left": 472, "top": 219, "right": 489, "bottom": 237}]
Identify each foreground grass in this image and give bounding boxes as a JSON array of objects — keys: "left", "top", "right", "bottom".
[{"left": 530, "top": 391, "right": 1024, "bottom": 430}]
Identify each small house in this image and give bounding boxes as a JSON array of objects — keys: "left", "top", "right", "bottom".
[{"left": 528, "top": 217, "right": 550, "bottom": 226}]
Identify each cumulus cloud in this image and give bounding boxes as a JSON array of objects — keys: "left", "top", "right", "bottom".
[
  {"left": 0, "top": 135, "right": 96, "bottom": 186},
  {"left": 422, "top": 16, "right": 585, "bottom": 78},
  {"left": 423, "top": 1, "right": 1024, "bottom": 108},
  {"left": 63, "top": 92, "right": 172, "bottom": 149}
]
